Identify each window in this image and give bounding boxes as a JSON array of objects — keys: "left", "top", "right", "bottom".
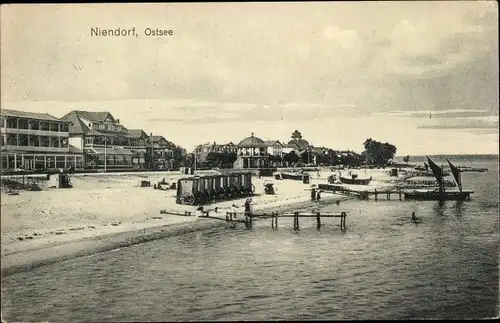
[{"left": 85, "top": 137, "right": 93, "bottom": 145}]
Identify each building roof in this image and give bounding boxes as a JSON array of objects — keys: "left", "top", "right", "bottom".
[
  {"left": 151, "top": 135, "right": 166, "bottom": 142},
  {"left": 127, "top": 129, "right": 148, "bottom": 139},
  {"left": 285, "top": 142, "right": 300, "bottom": 149},
  {"left": 86, "top": 129, "right": 130, "bottom": 137},
  {"left": 1, "top": 109, "right": 65, "bottom": 122},
  {"left": 60, "top": 111, "right": 90, "bottom": 134},
  {"left": 66, "top": 110, "right": 116, "bottom": 123},
  {"left": 287, "top": 139, "right": 309, "bottom": 150},
  {"left": 237, "top": 133, "right": 266, "bottom": 148}
]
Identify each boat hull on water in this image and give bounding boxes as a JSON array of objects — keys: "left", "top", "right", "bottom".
[
  {"left": 404, "top": 190, "right": 473, "bottom": 201},
  {"left": 274, "top": 172, "right": 309, "bottom": 181},
  {"left": 339, "top": 176, "right": 372, "bottom": 185}
]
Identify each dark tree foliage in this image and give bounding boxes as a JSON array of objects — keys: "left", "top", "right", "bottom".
[
  {"left": 291, "top": 130, "right": 302, "bottom": 141},
  {"left": 300, "top": 150, "right": 314, "bottom": 164},
  {"left": 363, "top": 138, "right": 397, "bottom": 165},
  {"left": 205, "top": 151, "right": 238, "bottom": 168},
  {"left": 283, "top": 151, "right": 300, "bottom": 166}
]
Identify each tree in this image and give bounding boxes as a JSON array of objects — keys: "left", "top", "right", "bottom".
[
  {"left": 206, "top": 152, "right": 221, "bottom": 168},
  {"left": 291, "top": 130, "right": 302, "bottom": 141},
  {"left": 221, "top": 152, "right": 237, "bottom": 168},
  {"left": 283, "top": 151, "right": 300, "bottom": 166},
  {"left": 403, "top": 155, "right": 410, "bottom": 163},
  {"left": 316, "top": 149, "right": 334, "bottom": 166},
  {"left": 362, "top": 138, "right": 397, "bottom": 165}
]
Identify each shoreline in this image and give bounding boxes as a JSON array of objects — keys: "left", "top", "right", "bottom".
[{"left": 1, "top": 190, "right": 353, "bottom": 277}]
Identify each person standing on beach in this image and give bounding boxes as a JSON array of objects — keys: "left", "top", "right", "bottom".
[
  {"left": 311, "top": 187, "right": 316, "bottom": 201},
  {"left": 316, "top": 190, "right": 321, "bottom": 202},
  {"left": 244, "top": 197, "right": 252, "bottom": 215},
  {"left": 231, "top": 204, "right": 238, "bottom": 218}
]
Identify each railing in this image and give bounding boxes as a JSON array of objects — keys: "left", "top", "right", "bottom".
[
  {"left": 1, "top": 145, "right": 70, "bottom": 153},
  {"left": 0, "top": 127, "right": 69, "bottom": 137}
]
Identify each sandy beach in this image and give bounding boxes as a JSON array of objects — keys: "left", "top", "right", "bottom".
[{"left": 1, "top": 168, "right": 400, "bottom": 275}]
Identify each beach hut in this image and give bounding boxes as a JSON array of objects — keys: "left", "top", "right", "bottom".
[
  {"left": 221, "top": 175, "right": 231, "bottom": 198},
  {"left": 229, "top": 173, "right": 241, "bottom": 197},
  {"left": 205, "top": 175, "right": 217, "bottom": 201},
  {"left": 239, "top": 172, "right": 254, "bottom": 195},
  {"left": 176, "top": 177, "right": 199, "bottom": 205},
  {"left": 213, "top": 175, "right": 225, "bottom": 200}
]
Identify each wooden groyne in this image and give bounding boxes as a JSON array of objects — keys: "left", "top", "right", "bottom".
[
  {"left": 159, "top": 209, "right": 348, "bottom": 230},
  {"left": 229, "top": 211, "right": 347, "bottom": 230}
]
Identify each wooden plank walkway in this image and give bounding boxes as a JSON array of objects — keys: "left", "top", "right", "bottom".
[
  {"left": 317, "top": 184, "right": 406, "bottom": 201},
  {"left": 159, "top": 209, "right": 348, "bottom": 230},
  {"left": 221, "top": 211, "right": 347, "bottom": 230}
]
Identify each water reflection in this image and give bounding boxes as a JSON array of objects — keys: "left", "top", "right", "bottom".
[
  {"left": 433, "top": 200, "right": 446, "bottom": 217},
  {"left": 454, "top": 200, "right": 465, "bottom": 217}
]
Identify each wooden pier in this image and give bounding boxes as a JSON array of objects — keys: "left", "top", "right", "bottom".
[
  {"left": 159, "top": 208, "right": 348, "bottom": 230},
  {"left": 317, "top": 184, "right": 405, "bottom": 201},
  {"left": 224, "top": 211, "right": 347, "bottom": 230}
]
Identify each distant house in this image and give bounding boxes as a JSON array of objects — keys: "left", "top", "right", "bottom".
[
  {"left": 60, "top": 110, "right": 133, "bottom": 170},
  {"left": 151, "top": 135, "right": 174, "bottom": 169},
  {"left": 282, "top": 142, "right": 300, "bottom": 154},
  {"left": 234, "top": 133, "right": 270, "bottom": 169},
  {"left": 127, "top": 129, "right": 149, "bottom": 168},
  {"left": 1, "top": 109, "right": 84, "bottom": 171},
  {"left": 194, "top": 141, "right": 237, "bottom": 165},
  {"left": 287, "top": 139, "right": 310, "bottom": 152},
  {"left": 263, "top": 140, "right": 284, "bottom": 157}
]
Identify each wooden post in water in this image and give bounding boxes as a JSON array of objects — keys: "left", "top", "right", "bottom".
[
  {"left": 399, "top": 192, "right": 402, "bottom": 201},
  {"left": 387, "top": 192, "right": 390, "bottom": 200},
  {"left": 274, "top": 212, "right": 279, "bottom": 228},
  {"left": 271, "top": 213, "right": 274, "bottom": 228},
  {"left": 374, "top": 189, "right": 378, "bottom": 201},
  {"left": 341, "top": 211, "right": 347, "bottom": 230},
  {"left": 249, "top": 213, "right": 253, "bottom": 228},
  {"left": 316, "top": 212, "right": 321, "bottom": 229},
  {"left": 226, "top": 212, "right": 229, "bottom": 222}
]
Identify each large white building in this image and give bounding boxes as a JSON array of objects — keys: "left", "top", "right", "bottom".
[{"left": 0, "top": 109, "right": 84, "bottom": 171}]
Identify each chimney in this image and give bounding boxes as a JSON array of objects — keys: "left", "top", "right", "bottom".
[{"left": 116, "top": 119, "right": 120, "bottom": 124}]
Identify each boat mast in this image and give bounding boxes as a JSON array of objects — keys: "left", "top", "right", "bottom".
[{"left": 439, "top": 165, "right": 444, "bottom": 193}]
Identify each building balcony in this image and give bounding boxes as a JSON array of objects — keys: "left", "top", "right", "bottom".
[
  {"left": 84, "top": 143, "right": 129, "bottom": 149},
  {"left": 1, "top": 145, "right": 70, "bottom": 153},
  {"left": 0, "top": 127, "right": 69, "bottom": 137}
]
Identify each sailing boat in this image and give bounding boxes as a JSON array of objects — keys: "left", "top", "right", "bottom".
[{"left": 404, "top": 156, "right": 473, "bottom": 201}]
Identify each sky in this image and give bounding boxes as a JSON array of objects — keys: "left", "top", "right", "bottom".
[{"left": 1, "top": 2, "right": 498, "bottom": 155}]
